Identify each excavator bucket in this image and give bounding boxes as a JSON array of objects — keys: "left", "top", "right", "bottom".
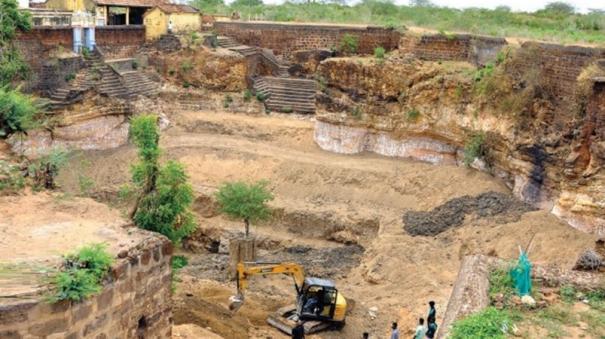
[{"left": 228, "top": 293, "right": 245, "bottom": 312}]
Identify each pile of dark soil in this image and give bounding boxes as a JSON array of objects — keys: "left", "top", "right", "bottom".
[{"left": 403, "top": 191, "right": 534, "bottom": 236}]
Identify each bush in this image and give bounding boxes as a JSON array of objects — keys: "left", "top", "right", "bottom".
[
  {"left": 223, "top": 94, "right": 233, "bottom": 108},
  {"left": 0, "top": 160, "right": 24, "bottom": 193},
  {"left": 351, "top": 106, "right": 362, "bottom": 119},
  {"left": 0, "top": 86, "right": 38, "bottom": 137},
  {"left": 215, "top": 180, "right": 274, "bottom": 237},
  {"left": 406, "top": 108, "right": 420, "bottom": 121},
  {"left": 463, "top": 132, "right": 486, "bottom": 166},
  {"left": 64, "top": 72, "right": 76, "bottom": 82},
  {"left": 243, "top": 89, "right": 253, "bottom": 102},
  {"left": 49, "top": 243, "right": 113, "bottom": 303},
  {"left": 450, "top": 307, "right": 514, "bottom": 339},
  {"left": 339, "top": 34, "right": 359, "bottom": 54},
  {"left": 374, "top": 46, "right": 385, "bottom": 59},
  {"left": 171, "top": 255, "right": 188, "bottom": 291},
  {"left": 489, "top": 267, "right": 516, "bottom": 305},
  {"left": 256, "top": 92, "right": 267, "bottom": 102},
  {"left": 560, "top": 285, "right": 577, "bottom": 303},
  {"left": 28, "top": 147, "right": 70, "bottom": 190},
  {"left": 180, "top": 60, "right": 193, "bottom": 73}
]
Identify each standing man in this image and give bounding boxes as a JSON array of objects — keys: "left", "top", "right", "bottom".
[
  {"left": 391, "top": 322, "right": 399, "bottom": 339},
  {"left": 292, "top": 320, "right": 305, "bottom": 339},
  {"left": 426, "top": 301, "right": 437, "bottom": 339},
  {"left": 414, "top": 318, "right": 426, "bottom": 339}
]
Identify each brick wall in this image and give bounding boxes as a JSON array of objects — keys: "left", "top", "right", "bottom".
[
  {"left": 214, "top": 21, "right": 401, "bottom": 56},
  {"left": 97, "top": 26, "right": 145, "bottom": 59},
  {"left": 518, "top": 42, "right": 605, "bottom": 101},
  {"left": 399, "top": 33, "right": 507, "bottom": 66},
  {"left": 0, "top": 234, "right": 173, "bottom": 339}
]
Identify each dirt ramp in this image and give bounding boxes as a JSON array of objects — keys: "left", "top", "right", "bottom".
[{"left": 403, "top": 191, "right": 534, "bottom": 236}]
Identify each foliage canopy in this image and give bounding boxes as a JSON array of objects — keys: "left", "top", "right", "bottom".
[{"left": 215, "top": 180, "right": 273, "bottom": 237}]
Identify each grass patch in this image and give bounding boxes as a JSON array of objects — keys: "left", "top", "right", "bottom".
[
  {"left": 48, "top": 243, "right": 113, "bottom": 303},
  {"left": 243, "top": 89, "right": 253, "bottom": 102},
  {"left": 374, "top": 46, "right": 385, "bottom": 59},
  {"left": 489, "top": 267, "right": 515, "bottom": 302},
  {"left": 451, "top": 307, "right": 515, "bottom": 339},
  {"left": 463, "top": 132, "right": 486, "bottom": 166},
  {"left": 339, "top": 34, "right": 358, "bottom": 54},
  {"left": 351, "top": 106, "right": 362, "bottom": 120},
  {"left": 223, "top": 94, "right": 233, "bottom": 108}
]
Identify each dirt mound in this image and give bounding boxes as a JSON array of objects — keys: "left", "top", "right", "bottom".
[{"left": 403, "top": 191, "right": 535, "bottom": 236}]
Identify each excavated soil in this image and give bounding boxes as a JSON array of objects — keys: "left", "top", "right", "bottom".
[
  {"left": 53, "top": 108, "right": 597, "bottom": 338},
  {"left": 403, "top": 191, "right": 535, "bottom": 236}
]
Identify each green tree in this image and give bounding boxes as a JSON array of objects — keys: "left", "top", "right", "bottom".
[
  {"left": 191, "top": 0, "right": 225, "bottom": 12},
  {"left": 543, "top": 1, "right": 575, "bottom": 14},
  {"left": 231, "top": 0, "right": 263, "bottom": 7},
  {"left": 215, "top": 180, "right": 273, "bottom": 238},
  {"left": 129, "top": 115, "right": 196, "bottom": 244},
  {"left": 0, "top": 0, "right": 32, "bottom": 86}
]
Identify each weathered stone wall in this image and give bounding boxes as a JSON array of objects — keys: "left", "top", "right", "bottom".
[
  {"left": 0, "top": 234, "right": 173, "bottom": 339},
  {"left": 38, "top": 56, "right": 84, "bottom": 93},
  {"left": 399, "top": 33, "right": 507, "bottom": 66},
  {"left": 97, "top": 26, "right": 146, "bottom": 59},
  {"left": 214, "top": 21, "right": 401, "bottom": 56}
]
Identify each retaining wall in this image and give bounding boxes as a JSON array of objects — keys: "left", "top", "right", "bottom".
[
  {"left": 214, "top": 21, "right": 401, "bottom": 56},
  {"left": 399, "top": 33, "right": 507, "bottom": 66},
  {"left": 0, "top": 234, "right": 173, "bottom": 339}
]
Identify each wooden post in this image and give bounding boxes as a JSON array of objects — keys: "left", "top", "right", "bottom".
[{"left": 229, "top": 238, "right": 256, "bottom": 280}]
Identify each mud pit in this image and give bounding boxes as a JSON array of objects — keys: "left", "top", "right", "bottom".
[{"left": 55, "top": 109, "right": 597, "bottom": 338}]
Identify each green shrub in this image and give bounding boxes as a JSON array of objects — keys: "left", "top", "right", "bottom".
[
  {"left": 282, "top": 106, "right": 293, "bottom": 113},
  {"left": 463, "top": 132, "right": 486, "bottom": 166},
  {"left": 451, "top": 307, "right": 513, "bottom": 339},
  {"left": 406, "top": 108, "right": 420, "bottom": 121},
  {"left": 489, "top": 267, "right": 516, "bottom": 304},
  {"left": 78, "top": 175, "right": 95, "bottom": 196},
  {"left": 256, "top": 92, "right": 267, "bottom": 102},
  {"left": 339, "top": 34, "right": 359, "bottom": 54},
  {"left": 0, "top": 160, "right": 24, "bottom": 192},
  {"left": 132, "top": 60, "right": 139, "bottom": 70},
  {"left": 49, "top": 243, "right": 113, "bottom": 303},
  {"left": 215, "top": 180, "right": 274, "bottom": 237},
  {"left": 64, "top": 72, "right": 76, "bottom": 82},
  {"left": 0, "top": 86, "right": 39, "bottom": 137},
  {"left": 28, "top": 147, "right": 70, "bottom": 190},
  {"left": 374, "top": 46, "right": 385, "bottom": 59},
  {"left": 223, "top": 94, "right": 233, "bottom": 108},
  {"left": 171, "top": 255, "right": 188, "bottom": 291},
  {"left": 243, "top": 89, "right": 253, "bottom": 102}
]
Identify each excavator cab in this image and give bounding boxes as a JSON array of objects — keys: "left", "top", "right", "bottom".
[{"left": 299, "top": 278, "right": 339, "bottom": 320}]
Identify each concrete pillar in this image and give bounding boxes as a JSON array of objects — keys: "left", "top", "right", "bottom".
[
  {"left": 73, "top": 27, "right": 83, "bottom": 54},
  {"left": 85, "top": 27, "right": 96, "bottom": 51},
  {"left": 126, "top": 7, "right": 130, "bottom": 25}
]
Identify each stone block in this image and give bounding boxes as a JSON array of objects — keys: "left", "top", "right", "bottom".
[{"left": 72, "top": 302, "right": 93, "bottom": 323}]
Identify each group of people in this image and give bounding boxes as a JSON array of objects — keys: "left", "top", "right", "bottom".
[
  {"left": 388, "top": 301, "right": 437, "bottom": 339},
  {"left": 291, "top": 301, "right": 438, "bottom": 339}
]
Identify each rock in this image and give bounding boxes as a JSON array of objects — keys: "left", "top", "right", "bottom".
[
  {"left": 368, "top": 306, "right": 378, "bottom": 319},
  {"left": 521, "top": 295, "right": 536, "bottom": 307},
  {"left": 328, "top": 230, "right": 359, "bottom": 245},
  {"left": 511, "top": 295, "right": 522, "bottom": 306}
]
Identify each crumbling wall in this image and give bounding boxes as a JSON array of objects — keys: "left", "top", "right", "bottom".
[
  {"left": 0, "top": 235, "right": 173, "bottom": 339},
  {"left": 97, "top": 26, "right": 146, "bottom": 59},
  {"left": 399, "top": 33, "right": 507, "bottom": 66},
  {"left": 214, "top": 21, "right": 401, "bottom": 56}
]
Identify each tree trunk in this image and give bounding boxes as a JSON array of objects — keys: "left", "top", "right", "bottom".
[
  {"left": 229, "top": 237, "right": 256, "bottom": 280},
  {"left": 244, "top": 218, "right": 250, "bottom": 238}
]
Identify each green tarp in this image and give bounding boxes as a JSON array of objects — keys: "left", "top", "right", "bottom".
[{"left": 510, "top": 251, "right": 532, "bottom": 296}]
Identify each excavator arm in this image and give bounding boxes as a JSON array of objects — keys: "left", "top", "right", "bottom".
[{"left": 229, "top": 261, "right": 306, "bottom": 312}]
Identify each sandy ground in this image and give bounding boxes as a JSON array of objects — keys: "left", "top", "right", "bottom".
[
  {"left": 0, "top": 192, "right": 153, "bottom": 299},
  {"left": 55, "top": 109, "right": 597, "bottom": 338}
]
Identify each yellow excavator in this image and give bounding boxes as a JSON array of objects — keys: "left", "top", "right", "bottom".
[{"left": 228, "top": 261, "right": 347, "bottom": 335}]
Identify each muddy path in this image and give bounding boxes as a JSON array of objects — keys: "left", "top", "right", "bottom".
[{"left": 56, "top": 109, "right": 596, "bottom": 338}]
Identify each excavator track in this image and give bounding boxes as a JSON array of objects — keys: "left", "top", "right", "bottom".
[{"left": 266, "top": 305, "right": 332, "bottom": 335}]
